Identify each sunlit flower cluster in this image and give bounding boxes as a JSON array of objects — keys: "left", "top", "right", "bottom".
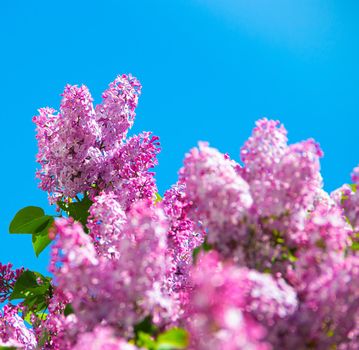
[{"left": 1, "top": 76, "right": 358, "bottom": 349}]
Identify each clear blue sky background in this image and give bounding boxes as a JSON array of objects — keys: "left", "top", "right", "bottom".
[{"left": 1, "top": 0, "right": 358, "bottom": 275}]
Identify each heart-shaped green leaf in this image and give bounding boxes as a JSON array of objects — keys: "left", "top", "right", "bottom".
[
  {"left": 9, "top": 206, "right": 52, "bottom": 234},
  {"left": 32, "top": 218, "right": 54, "bottom": 257}
]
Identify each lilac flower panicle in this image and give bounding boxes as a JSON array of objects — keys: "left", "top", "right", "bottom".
[
  {"left": 49, "top": 201, "right": 176, "bottom": 336},
  {"left": 179, "top": 142, "right": 253, "bottom": 257},
  {"left": 162, "top": 183, "right": 204, "bottom": 304},
  {"left": 352, "top": 166, "right": 359, "bottom": 185},
  {"left": 291, "top": 200, "right": 353, "bottom": 253},
  {"left": 98, "top": 132, "right": 160, "bottom": 210},
  {"left": 187, "top": 252, "right": 297, "bottom": 350},
  {"left": 282, "top": 253, "right": 359, "bottom": 349},
  {"left": 116, "top": 200, "right": 178, "bottom": 326},
  {"left": 33, "top": 74, "right": 150, "bottom": 207},
  {"left": 0, "top": 263, "right": 24, "bottom": 303},
  {"left": 241, "top": 120, "right": 323, "bottom": 221},
  {"left": 0, "top": 305, "right": 37, "bottom": 350},
  {"left": 96, "top": 74, "right": 142, "bottom": 150},
  {"left": 332, "top": 182, "right": 359, "bottom": 234},
  {"left": 240, "top": 118, "right": 288, "bottom": 177},
  {"left": 33, "top": 84, "right": 103, "bottom": 201}
]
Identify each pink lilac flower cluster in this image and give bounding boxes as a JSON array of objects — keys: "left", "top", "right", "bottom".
[
  {"left": 186, "top": 252, "right": 297, "bottom": 350},
  {"left": 162, "top": 183, "right": 204, "bottom": 297},
  {"left": 46, "top": 201, "right": 175, "bottom": 347},
  {"left": 0, "top": 304, "right": 37, "bottom": 350},
  {"left": 97, "top": 132, "right": 160, "bottom": 210},
  {"left": 331, "top": 167, "right": 359, "bottom": 234},
  {"left": 1, "top": 76, "right": 358, "bottom": 349},
  {"left": 73, "top": 326, "right": 140, "bottom": 350},
  {"left": 179, "top": 119, "right": 326, "bottom": 273},
  {"left": 33, "top": 74, "right": 157, "bottom": 205},
  {"left": 87, "top": 191, "right": 127, "bottom": 258},
  {"left": 179, "top": 142, "right": 253, "bottom": 262},
  {"left": 0, "top": 263, "right": 23, "bottom": 303}
]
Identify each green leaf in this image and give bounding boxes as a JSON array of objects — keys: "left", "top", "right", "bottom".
[
  {"left": 32, "top": 218, "right": 54, "bottom": 257},
  {"left": 9, "top": 206, "right": 55, "bottom": 257},
  {"left": 10, "top": 270, "right": 40, "bottom": 296},
  {"left": 157, "top": 328, "right": 189, "bottom": 350},
  {"left": 137, "top": 332, "right": 157, "bottom": 350},
  {"left": 58, "top": 196, "right": 93, "bottom": 229},
  {"left": 192, "top": 246, "right": 201, "bottom": 262},
  {"left": 134, "top": 316, "right": 157, "bottom": 337},
  {"left": 351, "top": 241, "right": 359, "bottom": 251},
  {"left": 202, "top": 240, "right": 212, "bottom": 252},
  {"left": 9, "top": 206, "right": 52, "bottom": 234},
  {"left": 10, "top": 271, "right": 52, "bottom": 314},
  {"left": 349, "top": 184, "right": 357, "bottom": 193},
  {"left": 37, "top": 330, "right": 49, "bottom": 348},
  {"left": 155, "top": 193, "right": 162, "bottom": 203},
  {"left": 64, "top": 303, "right": 74, "bottom": 316},
  {"left": 23, "top": 309, "right": 47, "bottom": 325},
  {"left": 0, "top": 346, "right": 17, "bottom": 350},
  {"left": 192, "top": 240, "right": 213, "bottom": 263}
]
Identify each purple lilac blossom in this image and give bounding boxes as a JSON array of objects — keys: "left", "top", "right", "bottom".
[
  {"left": 0, "top": 304, "right": 37, "bottom": 350},
  {"left": 98, "top": 132, "right": 160, "bottom": 210},
  {"left": 279, "top": 253, "right": 359, "bottom": 349},
  {"left": 162, "top": 183, "right": 204, "bottom": 318},
  {"left": 33, "top": 75, "right": 156, "bottom": 210},
  {"left": 50, "top": 201, "right": 176, "bottom": 336},
  {"left": 186, "top": 252, "right": 297, "bottom": 350},
  {"left": 95, "top": 74, "right": 142, "bottom": 151},
  {"left": 179, "top": 142, "right": 253, "bottom": 259},
  {"left": 73, "top": 326, "right": 140, "bottom": 350},
  {"left": 0, "top": 263, "right": 23, "bottom": 303},
  {"left": 33, "top": 85, "right": 103, "bottom": 202},
  {"left": 331, "top": 184, "right": 359, "bottom": 235},
  {"left": 5, "top": 75, "right": 359, "bottom": 349}
]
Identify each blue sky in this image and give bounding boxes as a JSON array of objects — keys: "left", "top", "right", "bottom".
[{"left": 1, "top": 0, "right": 358, "bottom": 274}]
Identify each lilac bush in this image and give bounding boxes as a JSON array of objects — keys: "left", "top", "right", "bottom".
[{"left": 1, "top": 74, "right": 358, "bottom": 349}]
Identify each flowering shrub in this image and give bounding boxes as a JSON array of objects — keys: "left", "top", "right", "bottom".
[{"left": 1, "top": 74, "right": 358, "bottom": 350}]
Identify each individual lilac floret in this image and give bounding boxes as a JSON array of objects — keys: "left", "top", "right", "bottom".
[
  {"left": 33, "top": 85, "right": 103, "bottom": 202},
  {"left": 99, "top": 132, "right": 160, "bottom": 210},
  {"left": 179, "top": 142, "right": 253, "bottom": 257},
  {"left": 186, "top": 252, "right": 297, "bottom": 350},
  {"left": 73, "top": 326, "right": 140, "bottom": 350},
  {"left": 96, "top": 74, "right": 142, "bottom": 151},
  {"left": 0, "top": 304, "right": 37, "bottom": 350},
  {"left": 87, "top": 192, "right": 127, "bottom": 258}
]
